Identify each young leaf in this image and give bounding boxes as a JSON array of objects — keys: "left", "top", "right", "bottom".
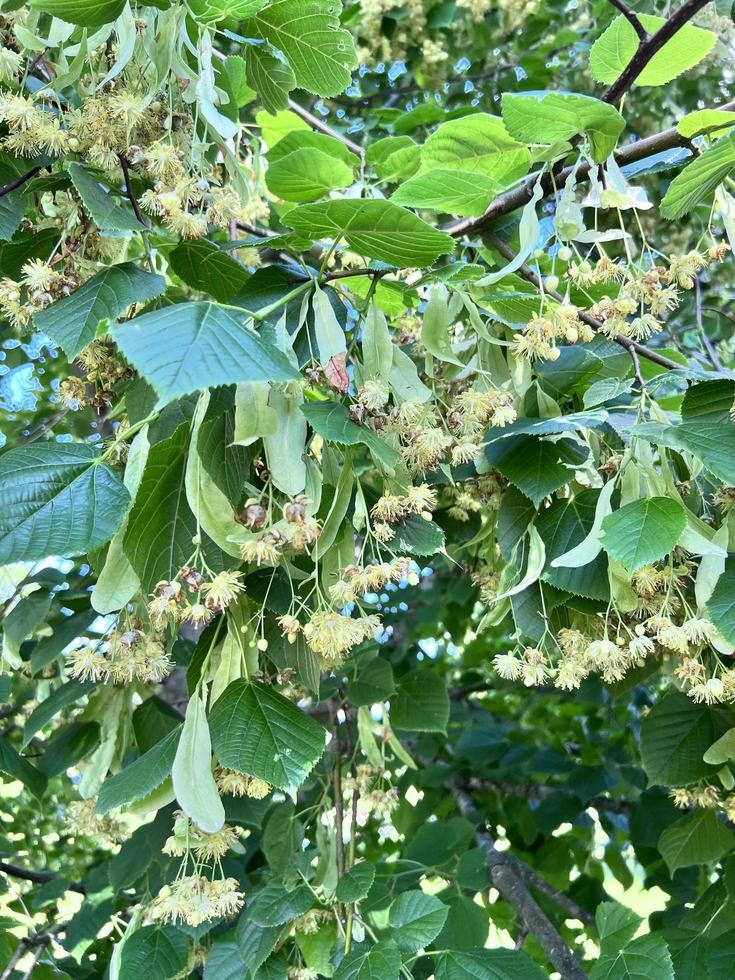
[
  {"left": 208, "top": 681, "right": 326, "bottom": 794},
  {"left": 34, "top": 263, "right": 165, "bottom": 360},
  {"left": 266, "top": 147, "right": 354, "bottom": 202},
  {"left": 601, "top": 496, "right": 686, "bottom": 573},
  {"left": 502, "top": 91, "right": 626, "bottom": 164},
  {"left": 391, "top": 169, "right": 502, "bottom": 217},
  {"left": 420, "top": 113, "right": 530, "bottom": 184},
  {"left": 112, "top": 302, "right": 299, "bottom": 408},
  {"left": 333, "top": 940, "right": 402, "bottom": 980},
  {"left": 660, "top": 133, "right": 735, "bottom": 219},
  {"left": 245, "top": 0, "right": 357, "bottom": 97},
  {"left": 29, "top": 0, "right": 125, "bottom": 28},
  {"left": 0, "top": 444, "right": 129, "bottom": 565},
  {"left": 590, "top": 13, "right": 716, "bottom": 87},
  {"left": 286, "top": 199, "right": 455, "bottom": 267},
  {"left": 171, "top": 692, "right": 225, "bottom": 834}
]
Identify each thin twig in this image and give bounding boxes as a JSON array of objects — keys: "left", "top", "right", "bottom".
[
  {"left": 116, "top": 154, "right": 145, "bottom": 226},
  {"left": 606, "top": 0, "right": 648, "bottom": 39},
  {"left": 629, "top": 345, "right": 646, "bottom": 388},
  {"left": 287, "top": 98, "right": 364, "bottom": 159},
  {"left": 0, "top": 861, "right": 85, "bottom": 894},
  {"left": 453, "top": 785, "right": 589, "bottom": 978},
  {"left": 0, "top": 165, "right": 43, "bottom": 199},
  {"left": 483, "top": 231, "right": 681, "bottom": 371},
  {"left": 603, "top": 0, "right": 712, "bottom": 104},
  {"left": 331, "top": 717, "right": 345, "bottom": 879},
  {"left": 695, "top": 281, "right": 724, "bottom": 370}
]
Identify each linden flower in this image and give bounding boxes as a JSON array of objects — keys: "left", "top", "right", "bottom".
[
  {"left": 0, "top": 47, "right": 22, "bottom": 82},
  {"left": 371, "top": 493, "right": 404, "bottom": 523},
  {"left": 215, "top": 767, "right": 271, "bottom": 799},
  {"left": 358, "top": 379, "right": 390, "bottom": 412},
  {"left": 150, "top": 875, "right": 244, "bottom": 927},
  {"left": 200, "top": 571, "right": 245, "bottom": 611},
  {"left": 276, "top": 615, "right": 301, "bottom": 639},
  {"left": 492, "top": 652, "right": 524, "bottom": 680},
  {"left": 67, "top": 646, "right": 108, "bottom": 682},
  {"left": 452, "top": 441, "right": 480, "bottom": 465},
  {"left": 682, "top": 618, "right": 717, "bottom": 644},
  {"left": 373, "top": 522, "right": 395, "bottom": 543},
  {"left": 628, "top": 635, "right": 655, "bottom": 659},
  {"left": 670, "top": 788, "right": 694, "bottom": 808},
  {"left": 240, "top": 531, "right": 282, "bottom": 566},
  {"left": 303, "top": 612, "right": 381, "bottom": 666},
  {"left": 554, "top": 658, "right": 588, "bottom": 691},
  {"left": 403, "top": 483, "right": 438, "bottom": 515},
  {"left": 193, "top": 825, "right": 244, "bottom": 861},
  {"left": 20, "top": 259, "right": 60, "bottom": 293},
  {"left": 666, "top": 250, "right": 707, "bottom": 289},
  {"left": 689, "top": 677, "right": 725, "bottom": 704}
]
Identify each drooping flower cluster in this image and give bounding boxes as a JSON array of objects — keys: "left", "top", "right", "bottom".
[
  {"left": 67, "top": 630, "right": 172, "bottom": 685},
  {"left": 147, "top": 570, "right": 246, "bottom": 629},
  {"left": 215, "top": 768, "right": 272, "bottom": 799}
]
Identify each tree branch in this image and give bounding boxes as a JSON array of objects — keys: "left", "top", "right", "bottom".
[
  {"left": 287, "top": 98, "right": 364, "bottom": 159},
  {"left": 453, "top": 785, "right": 589, "bottom": 978},
  {"left": 0, "top": 165, "right": 44, "bottom": 199},
  {"left": 606, "top": 0, "right": 648, "bottom": 40},
  {"left": 483, "top": 230, "right": 682, "bottom": 371},
  {"left": 117, "top": 154, "right": 146, "bottom": 226},
  {"left": 603, "top": 0, "right": 712, "bottom": 104},
  {"left": 447, "top": 97, "right": 735, "bottom": 239},
  {"left": 0, "top": 861, "right": 85, "bottom": 894}
]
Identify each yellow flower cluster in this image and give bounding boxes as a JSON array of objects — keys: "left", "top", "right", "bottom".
[
  {"left": 67, "top": 631, "right": 171, "bottom": 685},
  {"left": 148, "top": 875, "right": 244, "bottom": 927}
]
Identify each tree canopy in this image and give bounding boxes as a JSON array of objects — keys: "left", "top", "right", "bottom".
[{"left": 2, "top": 0, "right": 735, "bottom": 977}]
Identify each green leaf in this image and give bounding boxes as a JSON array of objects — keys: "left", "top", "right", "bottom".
[
  {"left": 677, "top": 108, "right": 735, "bottom": 139},
  {"left": 118, "top": 925, "right": 188, "bottom": 980},
  {"left": 590, "top": 13, "right": 716, "bottom": 87},
  {"left": 420, "top": 113, "right": 530, "bottom": 184},
  {"left": 333, "top": 940, "right": 402, "bottom": 980},
  {"left": 286, "top": 199, "right": 455, "bottom": 267},
  {"left": 0, "top": 443, "right": 129, "bottom": 565},
  {"left": 246, "top": 46, "right": 296, "bottom": 114},
  {"left": 171, "top": 692, "right": 225, "bottom": 834},
  {"left": 390, "top": 169, "right": 502, "bottom": 217},
  {"left": 245, "top": 0, "right": 357, "bottom": 97},
  {"left": 169, "top": 240, "right": 250, "bottom": 304},
  {"left": 485, "top": 435, "right": 586, "bottom": 507},
  {"left": 0, "top": 736, "right": 47, "bottom": 799},
  {"left": 335, "top": 862, "right": 376, "bottom": 903},
  {"left": 660, "top": 133, "right": 735, "bottom": 219},
  {"left": 112, "top": 301, "right": 299, "bottom": 408},
  {"left": 658, "top": 809, "right": 735, "bottom": 875},
  {"left": 248, "top": 880, "right": 313, "bottom": 926},
  {"left": 122, "top": 425, "right": 198, "bottom": 593},
  {"left": 640, "top": 692, "right": 727, "bottom": 787},
  {"left": 34, "top": 263, "right": 165, "bottom": 360},
  {"left": 387, "top": 890, "right": 448, "bottom": 952},
  {"left": 0, "top": 186, "right": 28, "bottom": 241},
  {"left": 708, "top": 559, "right": 735, "bottom": 644},
  {"left": 301, "top": 400, "right": 399, "bottom": 471},
  {"left": 536, "top": 491, "right": 610, "bottom": 600},
  {"left": 601, "top": 497, "right": 686, "bottom": 574},
  {"left": 29, "top": 0, "right": 125, "bottom": 27},
  {"left": 349, "top": 658, "right": 394, "bottom": 706},
  {"left": 589, "top": 934, "right": 674, "bottom": 980},
  {"left": 267, "top": 129, "right": 360, "bottom": 170},
  {"left": 502, "top": 91, "right": 625, "bottom": 163},
  {"left": 596, "top": 902, "right": 642, "bottom": 951},
  {"left": 67, "top": 162, "right": 141, "bottom": 232},
  {"left": 22, "top": 680, "right": 93, "bottom": 748},
  {"left": 266, "top": 147, "right": 354, "bottom": 202},
  {"left": 435, "top": 948, "right": 547, "bottom": 980},
  {"left": 208, "top": 680, "right": 326, "bottom": 794},
  {"left": 96, "top": 727, "right": 180, "bottom": 815},
  {"left": 390, "top": 669, "right": 449, "bottom": 733}
]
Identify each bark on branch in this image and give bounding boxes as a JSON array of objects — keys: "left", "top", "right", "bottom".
[{"left": 453, "top": 784, "right": 589, "bottom": 978}]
